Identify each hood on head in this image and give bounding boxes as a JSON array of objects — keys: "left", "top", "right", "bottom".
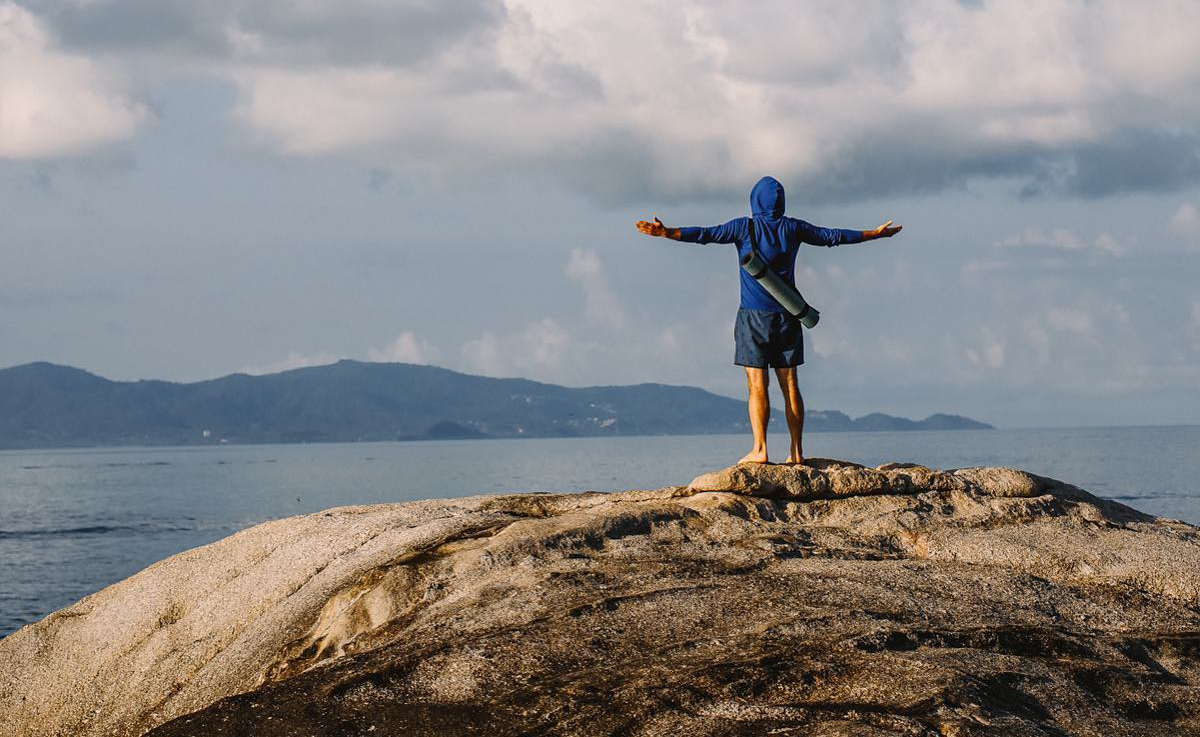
[{"left": 750, "top": 176, "right": 785, "bottom": 218}]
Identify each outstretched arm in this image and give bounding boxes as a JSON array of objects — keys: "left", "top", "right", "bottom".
[
  {"left": 635, "top": 217, "right": 743, "bottom": 244},
  {"left": 798, "top": 218, "right": 903, "bottom": 247},
  {"left": 634, "top": 217, "right": 682, "bottom": 240}
]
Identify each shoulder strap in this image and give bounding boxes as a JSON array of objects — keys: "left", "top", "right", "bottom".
[{"left": 746, "top": 216, "right": 783, "bottom": 261}]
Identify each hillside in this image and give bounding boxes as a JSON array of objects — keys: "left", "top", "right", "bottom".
[{"left": 0, "top": 361, "right": 991, "bottom": 449}]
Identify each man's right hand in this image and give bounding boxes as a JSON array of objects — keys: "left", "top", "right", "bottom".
[{"left": 635, "top": 217, "right": 678, "bottom": 239}]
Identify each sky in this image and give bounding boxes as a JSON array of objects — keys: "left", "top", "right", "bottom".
[{"left": 2, "top": 0, "right": 1199, "bottom": 428}]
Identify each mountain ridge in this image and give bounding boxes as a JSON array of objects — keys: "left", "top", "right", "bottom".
[{"left": 0, "top": 360, "right": 992, "bottom": 449}]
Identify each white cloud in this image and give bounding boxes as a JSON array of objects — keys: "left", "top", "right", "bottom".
[
  {"left": 1170, "top": 203, "right": 1200, "bottom": 251},
  {"left": 520, "top": 317, "right": 569, "bottom": 369},
  {"left": 0, "top": 2, "right": 145, "bottom": 158},
  {"left": 564, "top": 248, "right": 626, "bottom": 330},
  {"left": 984, "top": 340, "right": 1006, "bottom": 370},
  {"left": 878, "top": 336, "right": 912, "bottom": 364},
  {"left": 1046, "top": 307, "right": 1095, "bottom": 337},
  {"left": 461, "top": 331, "right": 503, "bottom": 376},
  {"left": 1011, "top": 304, "right": 1116, "bottom": 363},
  {"left": 1024, "top": 323, "right": 1053, "bottom": 364},
  {"left": 10, "top": 0, "right": 1200, "bottom": 199},
  {"left": 367, "top": 332, "right": 439, "bottom": 364},
  {"left": 1172, "top": 203, "right": 1199, "bottom": 231},
  {"left": 961, "top": 258, "right": 1008, "bottom": 285},
  {"left": 1192, "top": 302, "right": 1200, "bottom": 350},
  {"left": 808, "top": 322, "right": 858, "bottom": 361},
  {"left": 455, "top": 319, "right": 570, "bottom": 377},
  {"left": 658, "top": 327, "right": 681, "bottom": 353},
  {"left": 963, "top": 328, "right": 1006, "bottom": 371},
  {"left": 240, "top": 350, "right": 341, "bottom": 375},
  {"left": 209, "top": 0, "right": 1200, "bottom": 202},
  {"left": 996, "top": 227, "right": 1128, "bottom": 256}
]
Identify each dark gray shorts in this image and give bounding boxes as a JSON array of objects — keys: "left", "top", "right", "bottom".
[{"left": 734, "top": 308, "right": 804, "bottom": 368}]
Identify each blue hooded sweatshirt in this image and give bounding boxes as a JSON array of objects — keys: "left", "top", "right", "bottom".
[{"left": 677, "top": 176, "right": 864, "bottom": 312}]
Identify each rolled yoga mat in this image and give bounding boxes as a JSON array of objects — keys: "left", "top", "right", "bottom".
[{"left": 739, "top": 250, "right": 821, "bottom": 328}]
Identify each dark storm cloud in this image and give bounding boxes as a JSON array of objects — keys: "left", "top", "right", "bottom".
[
  {"left": 1023, "top": 130, "right": 1200, "bottom": 199},
  {"left": 799, "top": 130, "right": 1200, "bottom": 207},
  {"left": 547, "top": 131, "right": 736, "bottom": 210},
  {"left": 21, "top": 0, "right": 505, "bottom": 66},
  {"left": 232, "top": 0, "right": 506, "bottom": 67},
  {"left": 566, "top": 124, "right": 1200, "bottom": 210},
  {"left": 548, "top": 121, "right": 1035, "bottom": 209},
  {"left": 18, "top": 0, "right": 229, "bottom": 56},
  {"left": 780, "top": 128, "right": 1042, "bottom": 206}
]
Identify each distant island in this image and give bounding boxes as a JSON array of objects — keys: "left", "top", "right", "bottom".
[{"left": 0, "top": 361, "right": 992, "bottom": 450}]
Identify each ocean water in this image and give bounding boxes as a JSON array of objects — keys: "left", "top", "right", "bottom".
[{"left": 2, "top": 425, "right": 1198, "bottom": 638}]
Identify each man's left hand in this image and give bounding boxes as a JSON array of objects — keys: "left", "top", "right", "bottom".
[{"left": 870, "top": 220, "right": 903, "bottom": 238}]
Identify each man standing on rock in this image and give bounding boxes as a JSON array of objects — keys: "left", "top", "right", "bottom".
[{"left": 635, "top": 176, "right": 901, "bottom": 465}]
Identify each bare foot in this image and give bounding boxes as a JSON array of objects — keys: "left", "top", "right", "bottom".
[
  {"left": 783, "top": 455, "right": 805, "bottom": 465},
  {"left": 738, "top": 448, "right": 768, "bottom": 464}
]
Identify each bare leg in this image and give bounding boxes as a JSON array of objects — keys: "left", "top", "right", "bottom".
[
  {"left": 739, "top": 367, "right": 770, "bottom": 464},
  {"left": 774, "top": 367, "right": 805, "bottom": 464}
]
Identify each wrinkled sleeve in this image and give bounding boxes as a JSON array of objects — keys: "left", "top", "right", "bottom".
[
  {"left": 677, "top": 218, "right": 745, "bottom": 245},
  {"left": 794, "top": 218, "right": 864, "bottom": 247}
]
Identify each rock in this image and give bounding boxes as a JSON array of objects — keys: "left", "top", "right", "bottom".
[
  {"left": 2, "top": 460, "right": 1200, "bottom": 736},
  {"left": 687, "top": 458, "right": 1057, "bottom": 500}
]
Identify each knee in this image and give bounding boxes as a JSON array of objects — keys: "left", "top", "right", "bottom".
[
  {"left": 774, "top": 373, "right": 797, "bottom": 394},
  {"left": 745, "top": 370, "right": 768, "bottom": 392}
]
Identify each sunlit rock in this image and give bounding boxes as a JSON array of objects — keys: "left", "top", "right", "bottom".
[{"left": 2, "top": 460, "right": 1199, "bottom": 735}]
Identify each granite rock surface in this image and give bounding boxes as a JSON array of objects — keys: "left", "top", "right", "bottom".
[{"left": 2, "top": 459, "right": 1199, "bottom": 736}]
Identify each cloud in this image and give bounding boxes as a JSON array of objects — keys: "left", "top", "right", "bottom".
[
  {"left": 1169, "top": 202, "right": 1200, "bottom": 252},
  {"left": 1045, "top": 307, "right": 1095, "bottom": 337},
  {"left": 240, "top": 350, "right": 342, "bottom": 375},
  {"left": 461, "top": 331, "right": 503, "bottom": 376},
  {"left": 1030, "top": 130, "right": 1200, "bottom": 199},
  {"left": 877, "top": 336, "right": 913, "bottom": 365},
  {"left": 227, "top": 0, "right": 1200, "bottom": 203},
  {"left": 456, "top": 316, "right": 573, "bottom": 379},
  {"left": 995, "top": 227, "right": 1129, "bottom": 256},
  {"left": 520, "top": 317, "right": 569, "bottom": 369},
  {"left": 0, "top": 2, "right": 146, "bottom": 158},
  {"left": 42, "top": 0, "right": 504, "bottom": 65},
  {"left": 1016, "top": 304, "right": 1114, "bottom": 371},
  {"left": 367, "top": 332, "right": 439, "bottom": 364},
  {"left": 457, "top": 319, "right": 570, "bottom": 377},
  {"left": 1192, "top": 302, "right": 1200, "bottom": 351},
  {"left": 658, "top": 327, "right": 681, "bottom": 353},
  {"left": 958, "top": 324, "right": 1006, "bottom": 372},
  {"left": 15, "top": 0, "right": 1200, "bottom": 202},
  {"left": 1172, "top": 202, "right": 1199, "bottom": 231},
  {"left": 243, "top": 332, "right": 444, "bottom": 375},
  {"left": 564, "top": 248, "right": 626, "bottom": 330},
  {"left": 1024, "top": 323, "right": 1053, "bottom": 365}
]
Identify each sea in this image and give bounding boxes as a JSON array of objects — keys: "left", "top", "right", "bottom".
[{"left": 2, "top": 425, "right": 1198, "bottom": 639}]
